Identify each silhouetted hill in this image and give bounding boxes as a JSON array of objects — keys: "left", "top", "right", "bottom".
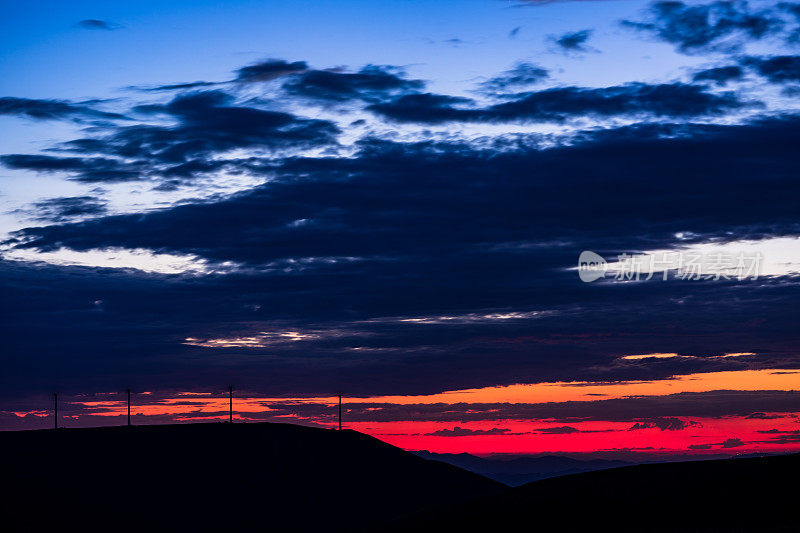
[
  {"left": 0, "top": 423, "right": 502, "bottom": 532},
  {"left": 414, "top": 450, "right": 631, "bottom": 485},
  {"left": 385, "top": 452, "right": 798, "bottom": 532}
]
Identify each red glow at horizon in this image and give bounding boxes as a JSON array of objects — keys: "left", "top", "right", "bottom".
[{"left": 5, "top": 368, "right": 800, "bottom": 458}]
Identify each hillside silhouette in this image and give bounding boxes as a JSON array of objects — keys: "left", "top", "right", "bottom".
[
  {"left": 0, "top": 423, "right": 502, "bottom": 532},
  {"left": 414, "top": 450, "right": 631, "bottom": 485},
  {"left": 385, "top": 452, "right": 798, "bottom": 532}
]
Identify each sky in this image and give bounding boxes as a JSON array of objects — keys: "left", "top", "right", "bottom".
[{"left": 2, "top": 0, "right": 800, "bottom": 459}]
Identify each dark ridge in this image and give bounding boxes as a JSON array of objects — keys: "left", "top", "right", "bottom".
[
  {"left": 0, "top": 422, "right": 503, "bottom": 532},
  {"left": 414, "top": 450, "right": 632, "bottom": 485},
  {"left": 384, "top": 452, "right": 799, "bottom": 532}
]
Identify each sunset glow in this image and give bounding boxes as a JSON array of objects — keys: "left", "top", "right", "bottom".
[{"left": 6, "top": 367, "right": 797, "bottom": 459}]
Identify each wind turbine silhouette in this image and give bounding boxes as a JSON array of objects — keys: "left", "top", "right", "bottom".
[
  {"left": 228, "top": 385, "right": 233, "bottom": 423},
  {"left": 338, "top": 394, "right": 343, "bottom": 431}
]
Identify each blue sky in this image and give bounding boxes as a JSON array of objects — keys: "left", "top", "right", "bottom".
[
  {"left": 0, "top": 0, "right": 777, "bottom": 237},
  {"left": 1, "top": 1, "right": 668, "bottom": 98},
  {"left": 0, "top": 0, "right": 631, "bottom": 235}
]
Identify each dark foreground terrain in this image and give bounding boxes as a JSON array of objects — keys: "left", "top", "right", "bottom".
[
  {"left": 0, "top": 422, "right": 501, "bottom": 532},
  {"left": 386, "top": 452, "right": 799, "bottom": 532},
  {"left": 414, "top": 450, "right": 631, "bottom": 485},
  {"left": 4, "top": 423, "right": 796, "bottom": 532}
]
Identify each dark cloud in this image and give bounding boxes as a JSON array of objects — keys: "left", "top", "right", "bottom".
[
  {"left": 367, "top": 93, "right": 475, "bottom": 123},
  {"left": 515, "top": 0, "right": 615, "bottom": 5},
  {"left": 313, "top": 391, "right": 800, "bottom": 423},
  {"left": 147, "top": 81, "right": 218, "bottom": 92},
  {"left": 760, "top": 434, "right": 800, "bottom": 444},
  {"left": 690, "top": 54, "right": 800, "bottom": 88},
  {"left": 443, "top": 38, "right": 466, "bottom": 46},
  {"left": 744, "top": 55, "right": 800, "bottom": 84},
  {"left": 0, "top": 97, "right": 125, "bottom": 122},
  {"left": 721, "top": 437, "right": 746, "bottom": 448},
  {"left": 126, "top": 91, "right": 339, "bottom": 161},
  {"left": 551, "top": 29, "right": 593, "bottom": 52},
  {"left": 235, "top": 59, "right": 309, "bottom": 82},
  {"left": 77, "top": 19, "right": 120, "bottom": 31},
  {"left": 486, "top": 82, "right": 747, "bottom": 121},
  {"left": 145, "top": 59, "right": 421, "bottom": 101},
  {"left": 4, "top": 117, "right": 800, "bottom": 402},
  {"left": 146, "top": 59, "right": 307, "bottom": 91},
  {"left": 27, "top": 196, "right": 108, "bottom": 222},
  {"left": 628, "top": 417, "right": 697, "bottom": 431},
  {"left": 2, "top": 50, "right": 800, "bottom": 404},
  {"left": 480, "top": 62, "right": 549, "bottom": 93},
  {"left": 745, "top": 412, "right": 784, "bottom": 419},
  {"left": 282, "top": 65, "right": 423, "bottom": 101},
  {"left": 0, "top": 154, "right": 141, "bottom": 183},
  {"left": 692, "top": 65, "right": 745, "bottom": 85},
  {"left": 779, "top": 2, "right": 800, "bottom": 42},
  {"left": 426, "top": 427, "right": 512, "bottom": 437},
  {"left": 2, "top": 154, "right": 101, "bottom": 172},
  {"left": 535, "top": 426, "right": 580, "bottom": 434},
  {"left": 622, "top": 1, "right": 783, "bottom": 54},
  {"left": 14, "top": 116, "right": 800, "bottom": 262},
  {"left": 370, "top": 82, "right": 749, "bottom": 123}
]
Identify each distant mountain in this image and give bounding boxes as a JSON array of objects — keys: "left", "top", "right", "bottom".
[
  {"left": 414, "top": 450, "right": 631, "bottom": 485},
  {"left": 386, "top": 452, "right": 799, "bottom": 532},
  {"left": 0, "top": 423, "right": 502, "bottom": 532}
]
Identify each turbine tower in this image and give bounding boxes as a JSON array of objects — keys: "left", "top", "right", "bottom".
[{"left": 228, "top": 385, "right": 233, "bottom": 423}]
